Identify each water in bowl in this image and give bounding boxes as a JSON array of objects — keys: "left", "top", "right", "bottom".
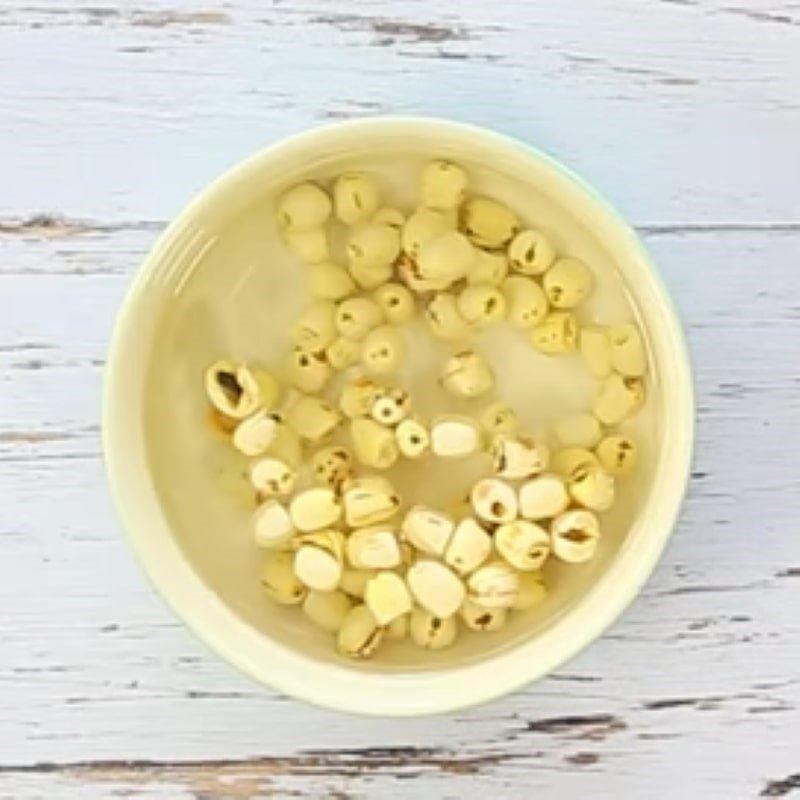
[{"left": 143, "top": 151, "right": 659, "bottom": 670}]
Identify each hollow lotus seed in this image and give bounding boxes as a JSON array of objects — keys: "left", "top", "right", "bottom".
[
  {"left": 513, "top": 572, "right": 548, "bottom": 611},
  {"left": 349, "top": 260, "right": 394, "bottom": 291},
  {"left": 518, "top": 473, "right": 570, "bottom": 520},
  {"left": 232, "top": 409, "right": 279, "bottom": 457},
  {"left": 339, "top": 378, "right": 383, "bottom": 419},
  {"left": 470, "top": 478, "right": 518, "bottom": 524},
  {"left": 334, "top": 173, "right": 380, "bottom": 226},
  {"left": 460, "top": 599, "right": 507, "bottom": 632},
  {"left": 372, "top": 282, "right": 416, "bottom": 324},
  {"left": 326, "top": 336, "right": 361, "bottom": 370},
  {"left": 336, "top": 297, "right": 384, "bottom": 341},
  {"left": 285, "top": 394, "right": 340, "bottom": 443},
  {"left": 401, "top": 506, "right": 455, "bottom": 557},
  {"left": 252, "top": 499, "right": 295, "bottom": 549},
  {"left": 457, "top": 283, "right": 507, "bottom": 327},
  {"left": 397, "top": 253, "right": 453, "bottom": 293},
  {"left": 308, "top": 262, "right": 357, "bottom": 301},
  {"left": 402, "top": 207, "right": 456, "bottom": 258},
  {"left": 444, "top": 517, "right": 492, "bottom": 576},
  {"left": 285, "top": 346, "right": 331, "bottom": 394},
  {"left": 342, "top": 476, "right": 401, "bottom": 527},
  {"left": 372, "top": 206, "right": 405, "bottom": 229},
  {"left": 507, "top": 229, "right": 556, "bottom": 275},
  {"left": 529, "top": 311, "right": 579, "bottom": 355},
  {"left": 551, "top": 509, "right": 601, "bottom": 563},
  {"left": 364, "top": 572, "right": 413, "bottom": 625},
  {"left": 350, "top": 417, "right": 399, "bottom": 469},
  {"left": 395, "top": 418, "right": 430, "bottom": 458},
  {"left": 370, "top": 387, "right": 410, "bottom": 426},
  {"left": 340, "top": 568, "right": 377, "bottom": 599},
  {"left": 430, "top": 416, "right": 482, "bottom": 459},
  {"left": 311, "top": 445, "right": 353, "bottom": 490},
  {"left": 261, "top": 550, "right": 306, "bottom": 604},
  {"left": 346, "top": 526, "right": 402, "bottom": 570},
  {"left": 291, "top": 301, "right": 337, "bottom": 352},
  {"left": 479, "top": 402, "right": 519, "bottom": 436},
  {"left": 276, "top": 183, "right": 332, "bottom": 232},
  {"left": 466, "top": 560, "right": 519, "bottom": 608},
  {"left": 384, "top": 614, "right": 409, "bottom": 640},
  {"left": 551, "top": 447, "right": 601, "bottom": 478},
  {"left": 303, "top": 590, "right": 352, "bottom": 633},
  {"left": 441, "top": 350, "right": 494, "bottom": 398},
  {"left": 608, "top": 323, "right": 647, "bottom": 377},
  {"left": 568, "top": 464, "right": 615, "bottom": 512},
  {"left": 501, "top": 275, "right": 549, "bottom": 329},
  {"left": 266, "top": 422, "right": 303, "bottom": 468},
  {"left": 337, "top": 604, "right": 383, "bottom": 659},
  {"left": 417, "top": 230, "right": 475, "bottom": 284},
  {"left": 468, "top": 249, "right": 508, "bottom": 286},
  {"left": 462, "top": 196, "right": 519, "bottom": 249},
  {"left": 491, "top": 434, "right": 549, "bottom": 479},
  {"left": 593, "top": 374, "right": 645, "bottom": 425},
  {"left": 346, "top": 223, "right": 401, "bottom": 272},
  {"left": 407, "top": 560, "right": 465, "bottom": 619},
  {"left": 424, "top": 293, "right": 473, "bottom": 341},
  {"left": 419, "top": 160, "right": 468, "bottom": 210},
  {"left": 293, "top": 530, "right": 345, "bottom": 592},
  {"left": 205, "top": 361, "right": 277, "bottom": 420},
  {"left": 409, "top": 608, "right": 458, "bottom": 650},
  {"left": 361, "top": 325, "right": 406, "bottom": 374},
  {"left": 595, "top": 434, "right": 638, "bottom": 477},
  {"left": 495, "top": 520, "right": 551, "bottom": 571},
  {"left": 543, "top": 257, "right": 592, "bottom": 309},
  {"left": 249, "top": 456, "right": 297, "bottom": 499},
  {"left": 289, "top": 488, "right": 342, "bottom": 532}
]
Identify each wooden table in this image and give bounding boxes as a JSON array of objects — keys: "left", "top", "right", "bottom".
[{"left": 2, "top": 1, "right": 798, "bottom": 797}]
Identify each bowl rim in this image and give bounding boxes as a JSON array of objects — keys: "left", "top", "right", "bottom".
[{"left": 103, "top": 115, "right": 695, "bottom": 716}]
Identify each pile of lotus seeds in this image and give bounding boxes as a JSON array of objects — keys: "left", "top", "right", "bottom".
[{"left": 204, "top": 160, "right": 647, "bottom": 660}]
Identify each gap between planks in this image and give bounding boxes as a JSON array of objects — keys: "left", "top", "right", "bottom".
[
  {"left": 0, "top": 748, "right": 525, "bottom": 793},
  {"left": 1, "top": 213, "right": 800, "bottom": 240}
]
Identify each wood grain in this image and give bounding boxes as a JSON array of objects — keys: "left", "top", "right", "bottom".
[
  {"left": 1, "top": 0, "right": 798, "bottom": 797},
  {"left": 1, "top": 0, "right": 799, "bottom": 224},
  {"left": 1, "top": 226, "right": 798, "bottom": 797}
]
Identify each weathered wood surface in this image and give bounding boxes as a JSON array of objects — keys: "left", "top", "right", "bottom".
[{"left": 1, "top": 0, "right": 798, "bottom": 798}]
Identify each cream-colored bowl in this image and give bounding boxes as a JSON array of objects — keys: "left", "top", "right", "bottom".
[{"left": 103, "top": 117, "right": 693, "bottom": 715}]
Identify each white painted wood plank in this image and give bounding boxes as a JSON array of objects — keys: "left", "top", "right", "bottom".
[
  {"left": 1, "top": 730, "right": 797, "bottom": 800},
  {"left": 0, "top": 228, "right": 797, "bottom": 799},
  {"left": 0, "top": 0, "right": 798, "bottom": 225}
]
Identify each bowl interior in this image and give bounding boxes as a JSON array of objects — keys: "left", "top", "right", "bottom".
[{"left": 139, "top": 128, "right": 660, "bottom": 672}]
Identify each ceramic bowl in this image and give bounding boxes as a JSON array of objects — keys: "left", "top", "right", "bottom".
[{"left": 103, "top": 117, "right": 693, "bottom": 715}]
